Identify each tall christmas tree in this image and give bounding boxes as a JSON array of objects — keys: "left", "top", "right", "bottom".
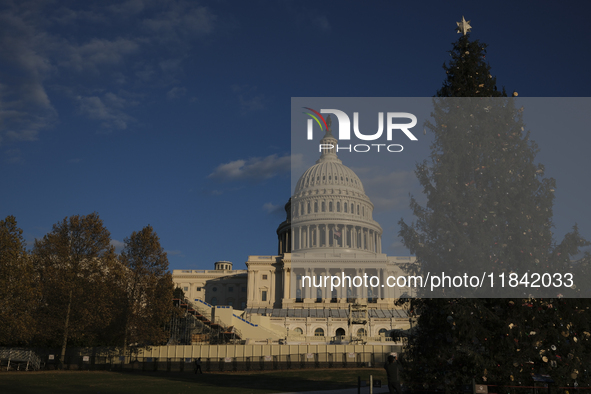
[{"left": 398, "top": 17, "right": 590, "bottom": 390}]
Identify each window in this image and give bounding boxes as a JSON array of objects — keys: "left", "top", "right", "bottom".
[
  {"left": 335, "top": 328, "right": 346, "bottom": 337},
  {"left": 241, "top": 301, "right": 246, "bottom": 309},
  {"left": 262, "top": 274, "right": 268, "bottom": 280},
  {"left": 212, "top": 287, "right": 217, "bottom": 292},
  {"left": 228, "top": 300, "right": 233, "bottom": 307},
  {"left": 210, "top": 297, "right": 217, "bottom": 306},
  {"left": 261, "top": 290, "right": 267, "bottom": 301},
  {"left": 321, "top": 202, "right": 325, "bottom": 212},
  {"left": 314, "top": 328, "right": 324, "bottom": 337},
  {"left": 357, "top": 328, "right": 366, "bottom": 336},
  {"left": 183, "top": 287, "right": 188, "bottom": 292},
  {"left": 293, "top": 327, "right": 303, "bottom": 335},
  {"left": 307, "top": 202, "right": 311, "bottom": 214},
  {"left": 378, "top": 328, "right": 388, "bottom": 336},
  {"left": 229, "top": 287, "right": 233, "bottom": 292},
  {"left": 314, "top": 202, "right": 318, "bottom": 213},
  {"left": 196, "top": 287, "right": 202, "bottom": 291},
  {"left": 329, "top": 201, "right": 333, "bottom": 212},
  {"left": 344, "top": 203, "right": 348, "bottom": 213}
]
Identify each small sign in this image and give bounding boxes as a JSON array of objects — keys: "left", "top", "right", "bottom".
[
  {"left": 348, "top": 352, "right": 355, "bottom": 358},
  {"left": 264, "top": 355, "right": 272, "bottom": 361},
  {"left": 48, "top": 355, "right": 54, "bottom": 360},
  {"left": 224, "top": 357, "right": 232, "bottom": 363},
  {"left": 306, "top": 353, "right": 314, "bottom": 359},
  {"left": 474, "top": 385, "right": 488, "bottom": 394},
  {"left": 82, "top": 356, "right": 89, "bottom": 362},
  {"left": 532, "top": 374, "right": 554, "bottom": 383}
]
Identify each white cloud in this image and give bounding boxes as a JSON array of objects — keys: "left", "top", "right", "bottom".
[
  {"left": 209, "top": 154, "right": 293, "bottom": 182},
  {"left": 110, "top": 239, "right": 125, "bottom": 253},
  {"left": 166, "top": 86, "right": 187, "bottom": 100}
]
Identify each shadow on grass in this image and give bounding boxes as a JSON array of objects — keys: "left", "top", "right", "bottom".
[
  {"left": 117, "top": 369, "right": 362, "bottom": 392},
  {"left": 0, "top": 368, "right": 388, "bottom": 394}
]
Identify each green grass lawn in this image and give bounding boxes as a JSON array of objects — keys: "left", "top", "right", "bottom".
[{"left": 0, "top": 368, "right": 388, "bottom": 394}]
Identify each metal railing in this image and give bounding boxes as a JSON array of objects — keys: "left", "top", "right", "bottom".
[{"left": 0, "top": 348, "right": 42, "bottom": 371}]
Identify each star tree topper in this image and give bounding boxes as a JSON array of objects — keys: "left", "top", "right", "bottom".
[{"left": 456, "top": 16, "right": 472, "bottom": 35}]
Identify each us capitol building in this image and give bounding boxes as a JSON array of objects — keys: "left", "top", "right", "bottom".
[{"left": 173, "top": 121, "right": 415, "bottom": 342}]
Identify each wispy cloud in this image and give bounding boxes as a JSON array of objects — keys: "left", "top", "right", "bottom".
[
  {"left": 166, "top": 86, "right": 187, "bottom": 100},
  {"left": 110, "top": 239, "right": 125, "bottom": 253},
  {"left": 143, "top": 2, "right": 217, "bottom": 42},
  {"left": 232, "top": 85, "right": 265, "bottom": 114},
  {"left": 263, "top": 202, "right": 283, "bottom": 215},
  {"left": 209, "top": 154, "right": 294, "bottom": 182},
  {"left": 165, "top": 249, "right": 185, "bottom": 258},
  {"left": 0, "top": 1, "right": 219, "bottom": 143},
  {"left": 0, "top": 9, "right": 57, "bottom": 145},
  {"left": 77, "top": 92, "right": 136, "bottom": 130}
]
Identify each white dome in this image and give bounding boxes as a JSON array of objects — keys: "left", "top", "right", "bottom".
[
  {"left": 294, "top": 160, "right": 365, "bottom": 195},
  {"left": 277, "top": 121, "right": 382, "bottom": 255}
]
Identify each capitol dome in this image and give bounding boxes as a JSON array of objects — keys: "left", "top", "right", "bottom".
[{"left": 277, "top": 119, "right": 383, "bottom": 255}]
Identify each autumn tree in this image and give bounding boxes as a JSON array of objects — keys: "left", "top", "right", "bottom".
[
  {"left": 33, "top": 213, "right": 123, "bottom": 367},
  {"left": 0, "top": 216, "right": 39, "bottom": 346},
  {"left": 120, "top": 225, "right": 173, "bottom": 357}
]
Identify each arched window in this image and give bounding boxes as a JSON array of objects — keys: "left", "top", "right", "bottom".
[
  {"left": 357, "top": 205, "right": 360, "bottom": 215},
  {"left": 378, "top": 328, "right": 388, "bottom": 336},
  {"left": 314, "top": 328, "right": 324, "bottom": 337},
  {"left": 357, "top": 328, "right": 366, "bottom": 336},
  {"left": 344, "top": 203, "right": 348, "bottom": 213},
  {"left": 335, "top": 328, "right": 346, "bottom": 337},
  {"left": 314, "top": 202, "right": 318, "bottom": 213},
  {"left": 351, "top": 203, "right": 354, "bottom": 213},
  {"left": 294, "top": 327, "right": 303, "bottom": 335},
  {"left": 329, "top": 201, "right": 333, "bottom": 212},
  {"left": 307, "top": 202, "right": 311, "bottom": 214},
  {"left": 336, "top": 202, "right": 340, "bottom": 212},
  {"left": 210, "top": 297, "right": 217, "bottom": 306},
  {"left": 322, "top": 201, "right": 326, "bottom": 212}
]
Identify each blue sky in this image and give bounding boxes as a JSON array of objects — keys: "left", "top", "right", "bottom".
[{"left": 1, "top": 0, "right": 590, "bottom": 271}]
